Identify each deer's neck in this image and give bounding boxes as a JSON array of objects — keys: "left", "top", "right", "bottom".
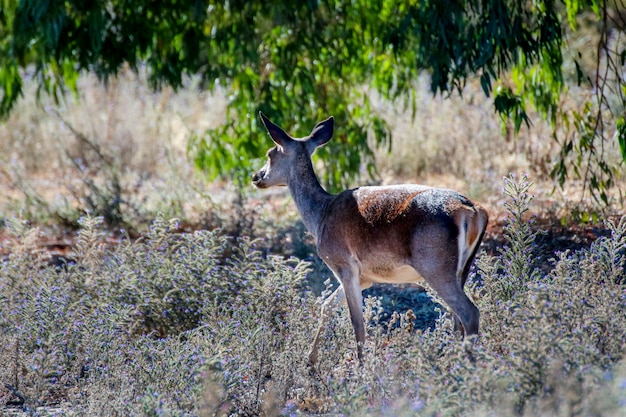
[{"left": 287, "top": 157, "right": 332, "bottom": 238}]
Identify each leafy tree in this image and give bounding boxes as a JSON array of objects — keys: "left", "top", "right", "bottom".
[{"left": 0, "top": 0, "right": 624, "bottom": 197}]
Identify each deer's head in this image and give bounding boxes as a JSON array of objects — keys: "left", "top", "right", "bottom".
[{"left": 252, "top": 112, "right": 334, "bottom": 189}]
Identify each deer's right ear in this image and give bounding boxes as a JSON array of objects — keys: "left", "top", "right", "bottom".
[
  {"left": 307, "top": 116, "right": 334, "bottom": 152},
  {"left": 259, "top": 112, "right": 291, "bottom": 149}
]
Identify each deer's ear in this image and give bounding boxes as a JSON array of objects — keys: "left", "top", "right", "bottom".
[
  {"left": 259, "top": 112, "right": 292, "bottom": 149},
  {"left": 306, "top": 116, "right": 334, "bottom": 153}
]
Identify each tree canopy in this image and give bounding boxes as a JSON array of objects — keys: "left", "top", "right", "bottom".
[{"left": 1, "top": 0, "right": 624, "bottom": 199}]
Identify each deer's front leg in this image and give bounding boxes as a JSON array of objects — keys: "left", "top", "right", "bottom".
[
  {"left": 327, "top": 262, "right": 365, "bottom": 365},
  {"left": 342, "top": 274, "right": 365, "bottom": 365},
  {"left": 308, "top": 285, "right": 345, "bottom": 369},
  {"left": 309, "top": 261, "right": 364, "bottom": 370}
]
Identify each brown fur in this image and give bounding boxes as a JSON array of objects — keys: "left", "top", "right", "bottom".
[
  {"left": 355, "top": 186, "right": 430, "bottom": 224},
  {"left": 252, "top": 113, "right": 489, "bottom": 368}
]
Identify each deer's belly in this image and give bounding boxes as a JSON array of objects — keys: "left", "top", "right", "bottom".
[{"left": 361, "top": 264, "right": 425, "bottom": 286}]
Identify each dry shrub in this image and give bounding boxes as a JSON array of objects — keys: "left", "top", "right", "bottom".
[
  {"left": 1, "top": 176, "right": 625, "bottom": 416},
  {"left": 0, "top": 70, "right": 226, "bottom": 228}
]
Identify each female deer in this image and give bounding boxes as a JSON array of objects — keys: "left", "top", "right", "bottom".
[{"left": 252, "top": 113, "right": 488, "bottom": 368}]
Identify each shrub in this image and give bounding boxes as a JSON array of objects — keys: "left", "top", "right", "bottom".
[{"left": 1, "top": 176, "right": 625, "bottom": 416}]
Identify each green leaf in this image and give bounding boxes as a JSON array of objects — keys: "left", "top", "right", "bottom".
[
  {"left": 574, "top": 58, "right": 584, "bottom": 87},
  {"left": 480, "top": 72, "right": 491, "bottom": 97},
  {"left": 618, "top": 116, "right": 626, "bottom": 162}
]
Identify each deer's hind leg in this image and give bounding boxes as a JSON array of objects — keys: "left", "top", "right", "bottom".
[
  {"left": 428, "top": 276, "right": 479, "bottom": 336},
  {"left": 410, "top": 239, "right": 479, "bottom": 337}
]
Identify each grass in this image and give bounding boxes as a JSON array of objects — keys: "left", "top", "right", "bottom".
[
  {"left": 0, "top": 174, "right": 625, "bottom": 416},
  {"left": 0, "top": 72, "right": 625, "bottom": 416},
  {"left": 1, "top": 70, "right": 623, "bottom": 233},
  {"left": 0, "top": 70, "right": 227, "bottom": 230}
]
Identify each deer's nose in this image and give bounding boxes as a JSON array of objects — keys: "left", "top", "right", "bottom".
[{"left": 252, "top": 170, "right": 264, "bottom": 184}]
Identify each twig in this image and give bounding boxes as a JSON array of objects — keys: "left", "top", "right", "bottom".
[
  {"left": 3, "top": 383, "right": 27, "bottom": 407},
  {"left": 48, "top": 108, "right": 113, "bottom": 166}
]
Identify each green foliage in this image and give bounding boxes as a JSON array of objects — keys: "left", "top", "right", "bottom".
[
  {"left": 1, "top": 0, "right": 623, "bottom": 193},
  {"left": 477, "top": 174, "right": 543, "bottom": 300},
  {"left": 507, "top": 1, "right": 626, "bottom": 205},
  {"left": 618, "top": 115, "right": 626, "bottom": 161}
]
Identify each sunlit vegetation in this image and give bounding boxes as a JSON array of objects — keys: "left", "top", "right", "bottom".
[
  {"left": 1, "top": 174, "right": 625, "bottom": 416},
  {"left": 1, "top": 2, "right": 625, "bottom": 416}
]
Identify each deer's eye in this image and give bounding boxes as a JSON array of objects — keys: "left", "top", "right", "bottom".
[{"left": 268, "top": 147, "right": 283, "bottom": 160}]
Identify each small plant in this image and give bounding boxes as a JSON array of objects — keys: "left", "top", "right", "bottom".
[{"left": 479, "top": 173, "right": 542, "bottom": 301}]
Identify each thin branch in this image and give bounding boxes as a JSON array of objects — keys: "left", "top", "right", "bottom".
[
  {"left": 48, "top": 108, "right": 113, "bottom": 166},
  {"left": 3, "top": 383, "right": 28, "bottom": 407}
]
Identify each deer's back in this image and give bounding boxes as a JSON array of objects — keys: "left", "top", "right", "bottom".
[
  {"left": 343, "top": 184, "right": 474, "bottom": 225},
  {"left": 316, "top": 185, "right": 478, "bottom": 272}
]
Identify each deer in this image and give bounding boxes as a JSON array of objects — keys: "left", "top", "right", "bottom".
[{"left": 252, "top": 112, "right": 489, "bottom": 369}]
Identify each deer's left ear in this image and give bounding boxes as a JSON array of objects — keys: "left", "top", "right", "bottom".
[
  {"left": 306, "top": 116, "right": 334, "bottom": 153},
  {"left": 259, "top": 112, "right": 293, "bottom": 149}
]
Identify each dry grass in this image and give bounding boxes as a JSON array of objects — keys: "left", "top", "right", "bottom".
[
  {"left": 1, "top": 69, "right": 622, "bottom": 231},
  {"left": 0, "top": 70, "right": 229, "bottom": 228},
  {"left": 372, "top": 75, "right": 556, "bottom": 187}
]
